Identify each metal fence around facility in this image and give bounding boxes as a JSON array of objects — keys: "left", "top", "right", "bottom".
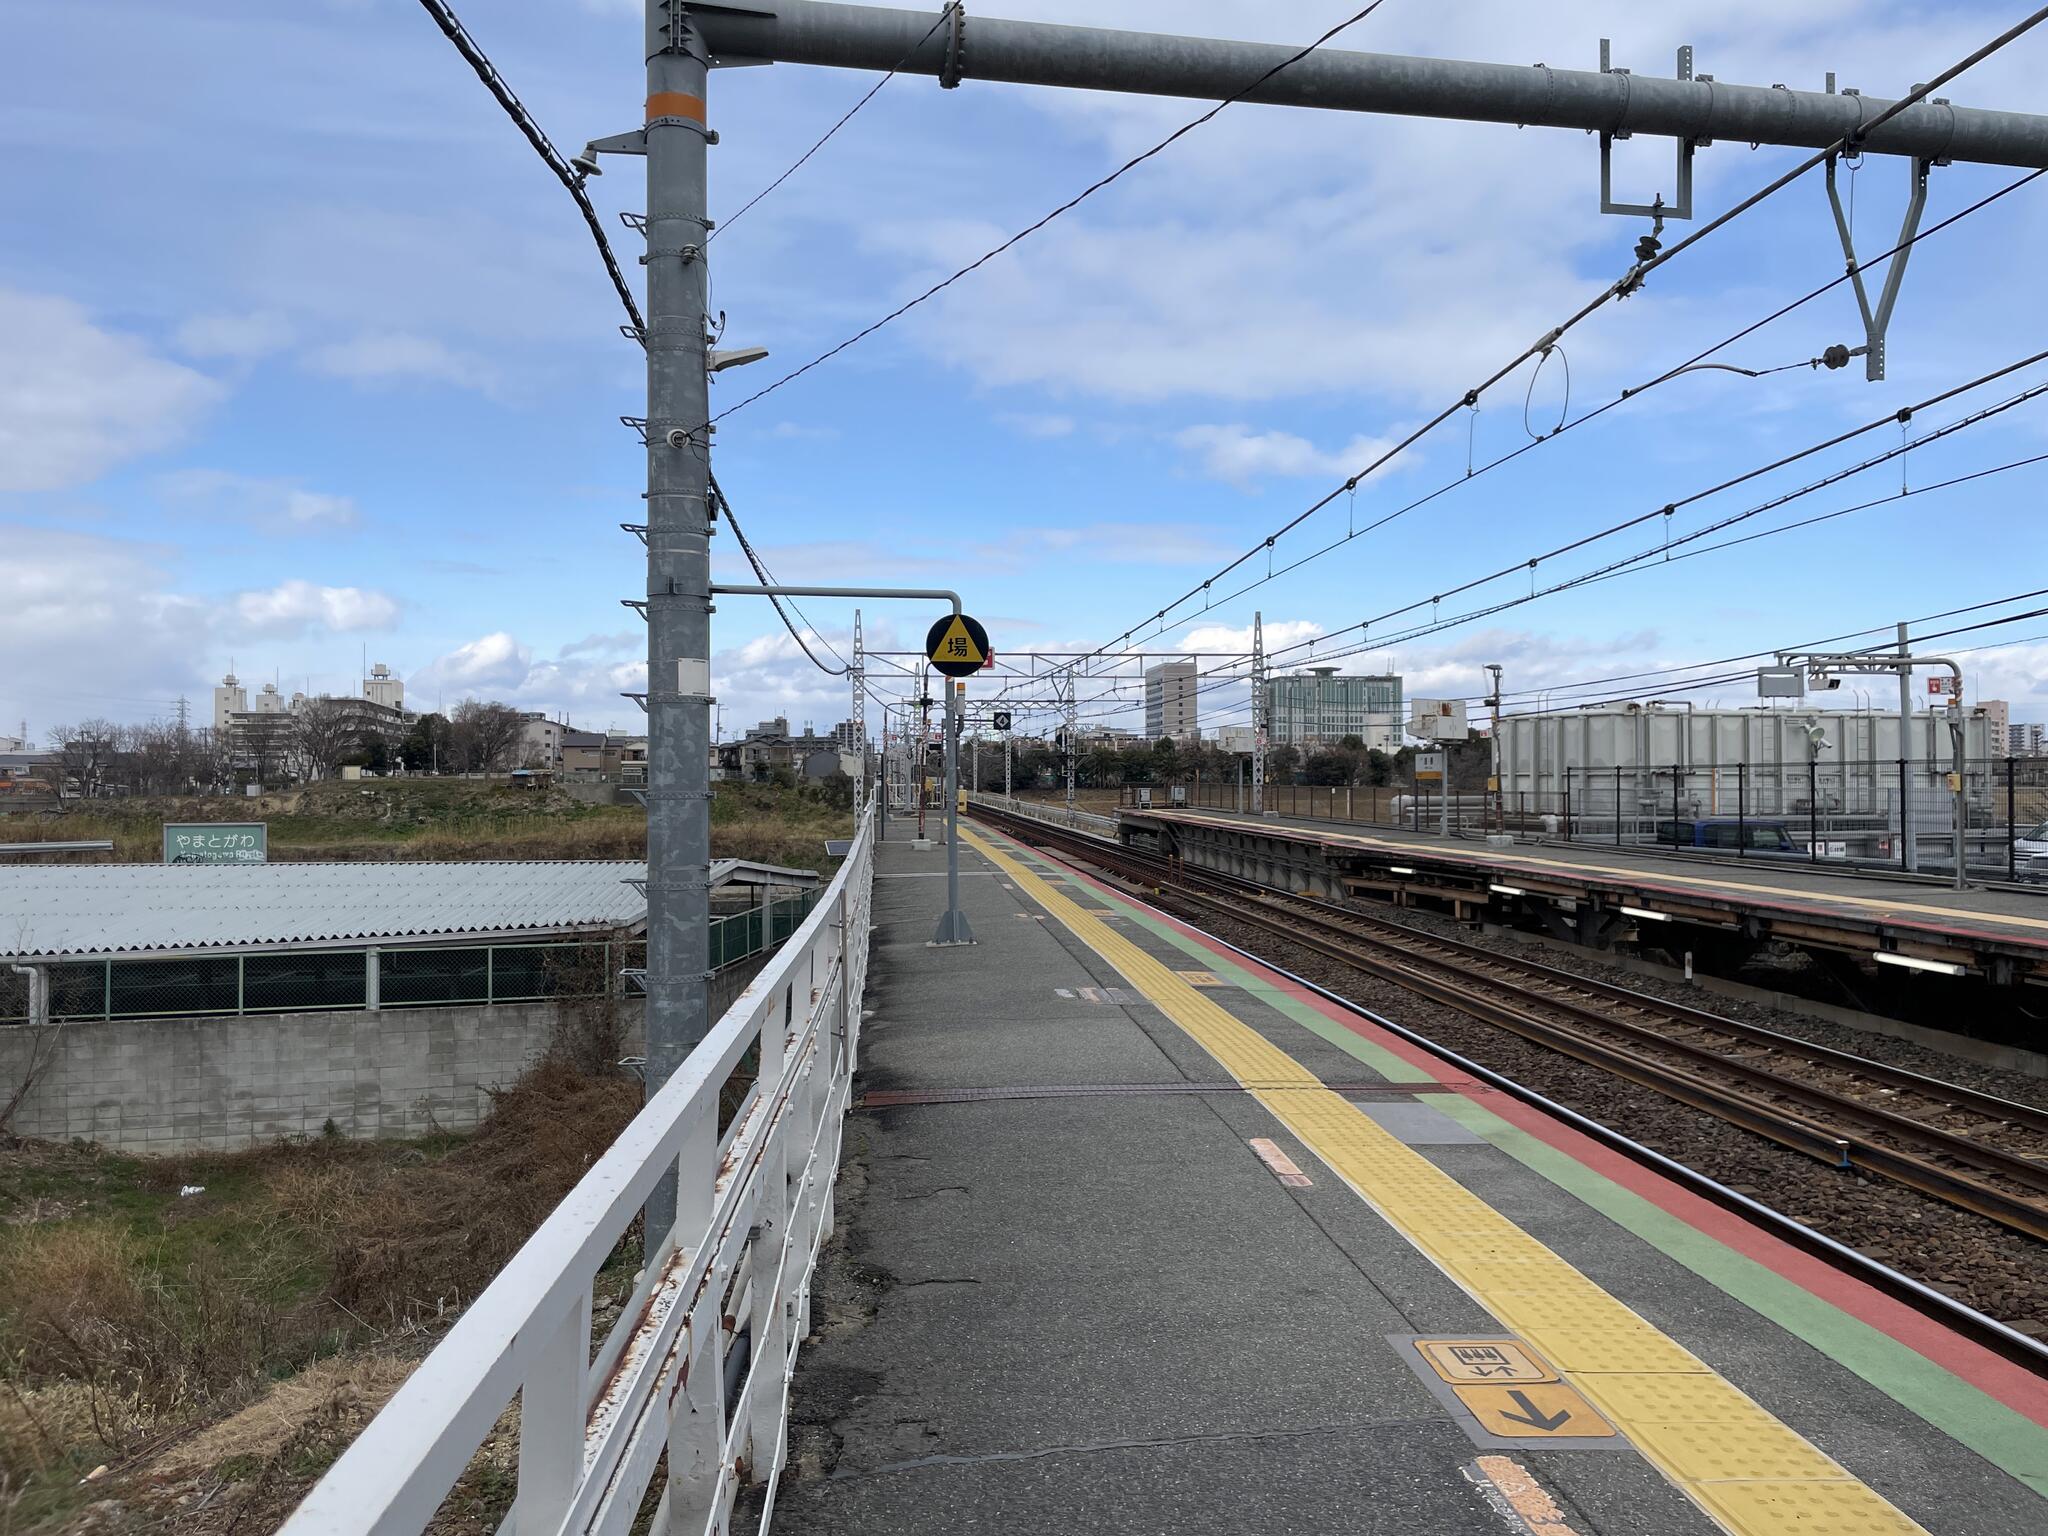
[
  {"left": 0, "top": 892, "right": 819, "bottom": 1025},
  {"left": 1157, "top": 757, "right": 2048, "bottom": 884}
]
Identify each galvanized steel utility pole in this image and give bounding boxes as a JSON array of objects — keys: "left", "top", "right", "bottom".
[
  {"left": 641, "top": 0, "right": 715, "bottom": 1252},
  {"left": 851, "top": 608, "right": 866, "bottom": 806}
]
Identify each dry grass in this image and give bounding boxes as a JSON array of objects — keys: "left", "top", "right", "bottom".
[
  {"left": 0, "top": 1062, "right": 644, "bottom": 1533},
  {"left": 2, "top": 778, "right": 851, "bottom": 868}
]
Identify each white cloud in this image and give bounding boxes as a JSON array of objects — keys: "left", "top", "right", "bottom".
[
  {"left": 233, "top": 579, "right": 399, "bottom": 635},
  {"left": 997, "top": 412, "right": 1077, "bottom": 440},
  {"left": 0, "top": 528, "right": 211, "bottom": 716},
  {"left": 1178, "top": 618, "right": 1326, "bottom": 655},
  {"left": 767, "top": 421, "right": 841, "bottom": 441},
  {"left": 174, "top": 310, "right": 293, "bottom": 361},
  {"left": 159, "top": 468, "right": 360, "bottom": 532},
  {"left": 306, "top": 331, "right": 500, "bottom": 394},
  {"left": 1174, "top": 424, "right": 1410, "bottom": 489},
  {"left": 0, "top": 287, "right": 221, "bottom": 492},
  {"left": 416, "top": 632, "right": 534, "bottom": 691}
]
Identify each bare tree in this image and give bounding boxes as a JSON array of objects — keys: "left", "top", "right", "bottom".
[
  {"left": 192, "top": 725, "right": 239, "bottom": 794},
  {"left": 52, "top": 719, "right": 118, "bottom": 796},
  {"left": 294, "top": 697, "right": 361, "bottom": 780},
  {"left": 449, "top": 699, "right": 525, "bottom": 772}
]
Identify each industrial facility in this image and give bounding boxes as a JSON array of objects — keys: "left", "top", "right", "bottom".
[
  {"left": 1493, "top": 700, "right": 2004, "bottom": 861},
  {"left": 1262, "top": 667, "right": 1404, "bottom": 750}
]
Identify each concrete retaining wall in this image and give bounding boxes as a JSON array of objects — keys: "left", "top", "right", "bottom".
[{"left": 0, "top": 955, "right": 773, "bottom": 1153}]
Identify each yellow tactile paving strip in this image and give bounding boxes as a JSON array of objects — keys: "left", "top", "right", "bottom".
[
  {"left": 1149, "top": 809, "right": 2048, "bottom": 938},
  {"left": 964, "top": 825, "right": 1929, "bottom": 1536}
]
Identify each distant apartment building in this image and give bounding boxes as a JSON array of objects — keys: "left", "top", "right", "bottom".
[
  {"left": 2012, "top": 722, "right": 2046, "bottom": 757},
  {"left": 1144, "top": 661, "right": 1198, "bottom": 743},
  {"left": 1262, "top": 668, "right": 1403, "bottom": 751},
  {"left": 519, "top": 713, "right": 566, "bottom": 767},
  {"left": 363, "top": 662, "right": 404, "bottom": 711},
  {"left": 213, "top": 672, "right": 247, "bottom": 730}
]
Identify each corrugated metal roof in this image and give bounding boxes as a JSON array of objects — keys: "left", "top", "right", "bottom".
[{"left": 1, "top": 862, "right": 648, "bottom": 961}]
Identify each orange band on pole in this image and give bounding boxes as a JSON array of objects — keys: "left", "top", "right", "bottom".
[{"left": 646, "top": 92, "right": 707, "bottom": 123}]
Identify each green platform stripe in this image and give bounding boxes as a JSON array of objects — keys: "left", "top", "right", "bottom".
[{"left": 983, "top": 824, "right": 2048, "bottom": 1499}]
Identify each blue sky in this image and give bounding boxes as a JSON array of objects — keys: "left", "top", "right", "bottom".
[{"left": 4, "top": 0, "right": 2046, "bottom": 746}]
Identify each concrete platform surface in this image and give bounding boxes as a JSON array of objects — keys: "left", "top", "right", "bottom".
[{"left": 760, "top": 818, "right": 2048, "bottom": 1536}]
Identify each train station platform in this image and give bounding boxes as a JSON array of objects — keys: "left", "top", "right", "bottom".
[
  {"left": 1119, "top": 806, "right": 2048, "bottom": 987},
  {"left": 765, "top": 816, "right": 2048, "bottom": 1535}
]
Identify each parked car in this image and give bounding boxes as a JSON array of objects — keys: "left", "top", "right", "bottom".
[
  {"left": 1653, "top": 818, "right": 1807, "bottom": 856},
  {"left": 2015, "top": 819, "right": 2048, "bottom": 882}
]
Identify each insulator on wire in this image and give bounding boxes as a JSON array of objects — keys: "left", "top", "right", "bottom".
[
  {"left": 1822, "top": 344, "right": 1853, "bottom": 370},
  {"left": 1634, "top": 232, "right": 1662, "bottom": 263}
]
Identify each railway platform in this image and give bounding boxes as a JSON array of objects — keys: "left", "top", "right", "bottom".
[
  {"left": 763, "top": 816, "right": 2048, "bottom": 1535},
  {"left": 1118, "top": 805, "right": 2048, "bottom": 993}
]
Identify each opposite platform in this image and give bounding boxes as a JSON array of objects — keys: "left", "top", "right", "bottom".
[{"left": 760, "top": 818, "right": 2048, "bottom": 1535}]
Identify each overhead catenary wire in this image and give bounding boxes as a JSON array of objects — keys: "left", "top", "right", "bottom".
[
  {"left": 1264, "top": 350, "right": 2048, "bottom": 667},
  {"left": 411, "top": 0, "right": 646, "bottom": 338},
  {"left": 1091, "top": 163, "right": 2048, "bottom": 663},
  {"left": 714, "top": 4, "right": 960, "bottom": 241},
  {"left": 710, "top": 473, "right": 850, "bottom": 676},
  {"left": 707, "top": 0, "right": 1394, "bottom": 425},
  {"left": 1001, "top": 351, "right": 2048, "bottom": 722},
  {"left": 1038, "top": 588, "right": 2048, "bottom": 738},
  {"left": 1064, "top": 11, "right": 2048, "bottom": 672}
]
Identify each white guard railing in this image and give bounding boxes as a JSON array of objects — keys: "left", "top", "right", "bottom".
[{"left": 281, "top": 801, "right": 877, "bottom": 1536}]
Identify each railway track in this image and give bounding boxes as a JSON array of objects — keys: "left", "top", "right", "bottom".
[{"left": 972, "top": 805, "right": 2048, "bottom": 1246}]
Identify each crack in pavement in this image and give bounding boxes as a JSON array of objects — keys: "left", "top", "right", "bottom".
[{"left": 831, "top": 1416, "right": 1445, "bottom": 1480}]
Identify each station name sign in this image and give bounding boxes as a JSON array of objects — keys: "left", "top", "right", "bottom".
[{"left": 163, "top": 823, "right": 268, "bottom": 865}]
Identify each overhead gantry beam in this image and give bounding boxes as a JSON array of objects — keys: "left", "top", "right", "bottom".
[{"left": 691, "top": 0, "right": 2048, "bottom": 170}]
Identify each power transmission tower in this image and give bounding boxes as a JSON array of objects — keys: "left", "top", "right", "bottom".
[
  {"left": 1251, "top": 611, "right": 1266, "bottom": 816},
  {"left": 1063, "top": 669, "right": 1078, "bottom": 811}
]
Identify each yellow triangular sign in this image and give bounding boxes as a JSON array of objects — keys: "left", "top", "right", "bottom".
[{"left": 930, "top": 615, "right": 985, "bottom": 666}]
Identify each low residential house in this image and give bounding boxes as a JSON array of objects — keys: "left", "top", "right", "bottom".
[
  {"left": 561, "top": 729, "right": 648, "bottom": 785},
  {"left": 730, "top": 717, "right": 854, "bottom": 782}
]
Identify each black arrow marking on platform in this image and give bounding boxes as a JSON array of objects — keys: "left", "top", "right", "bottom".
[{"left": 1499, "top": 1390, "right": 1572, "bottom": 1432}]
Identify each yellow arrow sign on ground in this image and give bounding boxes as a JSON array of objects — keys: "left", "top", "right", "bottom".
[{"left": 1455, "top": 1383, "right": 1616, "bottom": 1439}]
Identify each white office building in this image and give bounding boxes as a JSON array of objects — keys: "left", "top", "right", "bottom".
[{"left": 1144, "top": 661, "right": 1198, "bottom": 742}]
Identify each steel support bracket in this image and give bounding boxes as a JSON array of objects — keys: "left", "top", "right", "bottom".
[
  {"left": 1824, "top": 152, "right": 1936, "bottom": 381},
  {"left": 585, "top": 129, "right": 649, "bottom": 159},
  {"left": 1598, "top": 41, "right": 1699, "bottom": 220},
  {"left": 939, "top": 2, "right": 967, "bottom": 89}
]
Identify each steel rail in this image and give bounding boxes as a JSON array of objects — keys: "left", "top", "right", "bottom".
[
  {"left": 1259, "top": 894, "right": 2048, "bottom": 1158},
  {"left": 981, "top": 802, "right": 2048, "bottom": 1141},
  {"left": 972, "top": 805, "right": 2048, "bottom": 1244}
]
